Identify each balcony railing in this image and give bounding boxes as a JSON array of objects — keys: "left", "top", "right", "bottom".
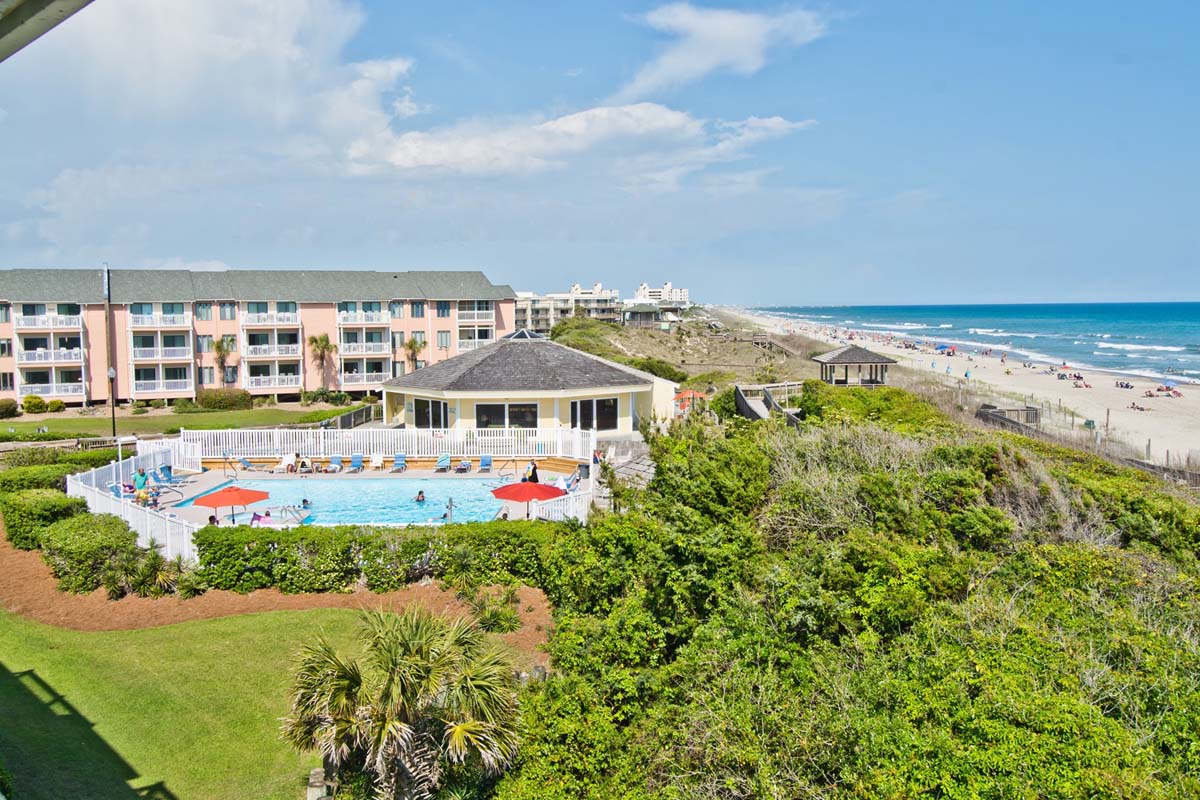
[
  {"left": 242, "top": 312, "right": 300, "bottom": 327},
  {"left": 14, "top": 314, "right": 81, "bottom": 329},
  {"left": 130, "top": 313, "right": 192, "bottom": 328},
  {"left": 20, "top": 382, "right": 84, "bottom": 396},
  {"left": 337, "top": 311, "right": 388, "bottom": 325},
  {"left": 457, "top": 340, "right": 494, "bottom": 352},
  {"left": 131, "top": 346, "right": 192, "bottom": 360},
  {"left": 457, "top": 310, "right": 495, "bottom": 323},
  {"left": 243, "top": 343, "right": 302, "bottom": 358},
  {"left": 340, "top": 341, "right": 389, "bottom": 355},
  {"left": 134, "top": 379, "right": 194, "bottom": 393},
  {"left": 16, "top": 348, "right": 84, "bottom": 364},
  {"left": 340, "top": 372, "right": 386, "bottom": 385},
  {"left": 245, "top": 374, "right": 302, "bottom": 389}
]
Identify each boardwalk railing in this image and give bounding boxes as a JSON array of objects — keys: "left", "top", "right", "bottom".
[
  {"left": 180, "top": 427, "right": 597, "bottom": 461},
  {"left": 530, "top": 490, "right": 593, "bottom": 524},
  {"left": 65, "top": 445, "right": 201, "bottom": 561}
]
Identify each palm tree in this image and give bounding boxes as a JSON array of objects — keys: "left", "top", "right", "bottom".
[
  {"left": 307, "top": 333, "right": 337, "bottom": 389},
  {"left": 282, "top": 609, "right": 519, "bottom": 799},
  {"left": 212, "top": 336, "right": 233, "bottom": 387},
  {"left": 404, "top": 336, "right": 426, "bottom": 371}
]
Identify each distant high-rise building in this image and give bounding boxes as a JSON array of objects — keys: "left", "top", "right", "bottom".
[
  {"left": 633, "top": 281, "right": 689, "bottom": 305},
  {"left": 513, "top": 282, "right": 621, "bottom": 334}
]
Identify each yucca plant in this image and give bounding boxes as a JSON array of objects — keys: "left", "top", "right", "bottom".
[{"left": 281, "top": 608, "right": 519, "bottom": 800}]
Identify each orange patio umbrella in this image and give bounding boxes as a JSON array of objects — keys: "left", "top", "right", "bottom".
[
  {"left": 193, "top": 485, "right": 270, "bottom": 524},
  {"left": 491, "top": 481, "right": 565, "bottom": 520}
]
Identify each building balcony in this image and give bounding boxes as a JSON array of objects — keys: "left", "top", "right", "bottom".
[
  {"left": 340, "top": 372, "right": 386, "bottom": 385},
  {"left": 14, "top": 314, "right": 81, "bottom": 330},
  {"left": 337, "top": 311, "right": 388, "bottom": 325},
  {"left": 341, "top": 341, "right": 389, "bottom": 355},
  {"left": 243, "top": 343, "right": 302, "bottom": 358},
  {"left": 131, "top": 346, "right": 192, "bottom": 360},
  {"left": 20, "top": 382, "right": 85, "bottom": 397},
  {"left": 130, "top": 313, "right": 192, "bottom": 328},
  {"left": 457, "top": 340, "right": 494, "bottom": 352},
  {"left": 134, "top": 379, "right": 194, "bottom": 393},
  {"left": 245, "top": 374, "right": 302, "bottom": 389},
  {"left": 16, "top": 348, "right": 84, "bottom": 364},
  {"left": 242, "top": 312, "right": 300, "bottom": 327},
  {"left": 457, "top": 310, "right": 495, "bottom": 323}
]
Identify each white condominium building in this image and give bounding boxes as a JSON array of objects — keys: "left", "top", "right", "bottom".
[
  {"left": 633, "top": 281, "right": 690, "bottom": 305},
  {"left": 513, "top": 282, "right": 622, "bottom": 334}
]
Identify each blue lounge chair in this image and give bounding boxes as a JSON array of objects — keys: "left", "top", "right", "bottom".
[
  {"left": 390, "top": 453, "right": 407, "bottom": 473},
  {"left": 109, "top": 483, "right": 131, "bottom": 499},
  {"left": 479, "top": 454, "right": 493, "bottom": 473},
  {"left": 149, "top": 472, "right": 183, "bottom": 498},
  {"left": 327, "top": 455, "right": 344, "bottom": 473},
  {"left": 155, "top": 467, "right": 186, "bottom": 485},
  {"left": 454, "top": 458, "right": 471, "bottom": 473},
  {"left": 435, "top": 453, "right": 451, "bottom": 472},
  {"left": 348, "top": 453, "right": 364, "bottom": 473},
  {"left": 160, "top": 464, "right": 191, "bottom": 483},
  {"left": 238, "top": 457, "right": 267, "bottom": 473}
]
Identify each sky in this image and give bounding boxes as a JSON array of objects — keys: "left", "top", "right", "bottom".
[{"left": 0, "top": 0, "right": 1197, "bottom": 305}]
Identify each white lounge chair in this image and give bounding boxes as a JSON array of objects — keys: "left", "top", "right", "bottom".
[
  {"left": 369, "top": 454, "right": 384, "bottom": 471},
  {"left": 271, "top": 454, "right": 296, "bottom": 473}
]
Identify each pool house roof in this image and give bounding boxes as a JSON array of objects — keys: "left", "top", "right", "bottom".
[{"left": 811, "top": 345, "right": 898, "bottom": 366}]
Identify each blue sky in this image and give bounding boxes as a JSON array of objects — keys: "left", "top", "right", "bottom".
[{"left": 1, "top": 1, "right": 1196, "bottom": 304}]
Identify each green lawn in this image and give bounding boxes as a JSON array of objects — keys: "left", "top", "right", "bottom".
[
  {"left": 2, "top": 408, "right": 321, "bottom": 437},
  {"left": 0, "top": 609, "right": 364, "bottom": 800}
]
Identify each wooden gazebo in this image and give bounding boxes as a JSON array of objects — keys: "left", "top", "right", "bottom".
[{"left": 812, "top": 345, "right": 897, "bottom": 386}]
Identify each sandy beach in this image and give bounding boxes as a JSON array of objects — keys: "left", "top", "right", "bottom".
[{"left": 720, "top": 307, "right": 1200, "bottom": 466}]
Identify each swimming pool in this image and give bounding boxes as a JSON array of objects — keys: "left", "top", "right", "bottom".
[{"left": 177, "top": 477, "right": 506, "bottom": 525}]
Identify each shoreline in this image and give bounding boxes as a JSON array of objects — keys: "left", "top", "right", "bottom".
[{"left": 718, "top": 306, "right": 1200, "bottom": 466}]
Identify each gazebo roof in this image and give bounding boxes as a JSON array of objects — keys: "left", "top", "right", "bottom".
[
  {"left": 381, "top": 337, "right": 660, "bottom": 393},
  {"left": 811, "top": 345, "right": 897, "bottom": 366}
]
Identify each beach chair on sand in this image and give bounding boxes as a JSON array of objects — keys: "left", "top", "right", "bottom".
[
  {"left": 479, "top": 454, "right": 493, "bottom": 473},
  {"left": 369, "top": 454, "right": 384, "bottom": 471},
  {"left": 238, "top": 457, "right": 267, "bottom": 473},
  {"left": 390, "top": 453, "right": 407, "bottom": 473},
  {"left": 435, "top": 453, "right": 451, "bottom": 472},
  {"left": 347, "top": 454, "right": 365, "bottom": 473},
  {"left": 327, "top": 455, "right": 344, "bottom": 473}
]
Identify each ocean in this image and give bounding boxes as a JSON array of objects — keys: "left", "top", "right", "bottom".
[{"left": 755, "top": 302, "right": 1200, "bottom": 383}]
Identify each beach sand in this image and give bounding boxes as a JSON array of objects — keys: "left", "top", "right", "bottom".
[{"left": 719, "top": 307, "right": 1200, "bottom": 466}]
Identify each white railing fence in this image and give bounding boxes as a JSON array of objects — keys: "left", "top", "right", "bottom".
[
  {"left": 530, "top": 489, "right": 592, "bottom": 524},
  {"left": 180, "top": 426, "right": 597, "bottom": 461},
  {"left": 66, "top": 445, "right": 201, "bottom": 561}
]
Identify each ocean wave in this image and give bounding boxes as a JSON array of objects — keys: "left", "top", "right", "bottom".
[
  {"left": 1095, "top": 343, "right": 1185, "bottom": 352},
  {"left": 861, "top": 322, "right": 929, "bottom": 330},
  {"left": 967, "top": 328, "right": 1040, "bottom": 339},
  {"left": 938, "top": 324, "right": 953, "bottom": 328}
]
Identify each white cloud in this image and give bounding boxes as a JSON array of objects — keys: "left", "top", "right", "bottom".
[{"left": 612, "top": 3, "right": 824, "bottom": 102}]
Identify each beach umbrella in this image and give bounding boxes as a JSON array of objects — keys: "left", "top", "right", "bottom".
[
  {"left": 193, "top": 485, "right": 270, "bottom": 523},
  {"left": 1163, "top": 379, "right": 1178, "bottom": 388},
  {"left": 491, "top": 481, "right": 566, "bottom": 520},
  {"left": 935, "top": 344, "right": 950, "bottom": 351}
]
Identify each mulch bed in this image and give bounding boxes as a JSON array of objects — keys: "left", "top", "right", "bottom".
[{"left": 0, "top": 535, "right": 551, "bottom": 667}]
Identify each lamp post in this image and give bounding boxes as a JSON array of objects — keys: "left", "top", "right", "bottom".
[{"left": 107, "top": 367, "right": 117, "bottom": 438}]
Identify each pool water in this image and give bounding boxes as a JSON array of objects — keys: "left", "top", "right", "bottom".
[{"left": 178, "top": 477, "right": 506, "bottom": 525}]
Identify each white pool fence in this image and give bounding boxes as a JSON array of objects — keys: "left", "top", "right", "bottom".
[{"left": 530, "top": 490, "right": 593, "bottom": 524}]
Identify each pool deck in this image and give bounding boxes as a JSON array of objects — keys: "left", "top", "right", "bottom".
[{"left": 158, "top": 466, "right": 585, "bottom": 527}]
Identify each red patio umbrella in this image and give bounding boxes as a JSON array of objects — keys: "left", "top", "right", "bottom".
[
  {"left": 491, "top": 482, "right": 566, "bottom": 520},
  {"left": 193, "top": 485, "right": 270, "bottom": 524}
]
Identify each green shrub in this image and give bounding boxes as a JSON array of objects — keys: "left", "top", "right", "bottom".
[
  {"left": 362, "top": 394, "right": 379, "bottom": 404},
  {"left": 40, "top": 513, "right": 138, "bottom": 593},
  {"left": 0, "top": 758, "right": 12, "bottom": 798},
  {"left": 196, "top": 387, "right": 253, "bottom": 410},
  {"left": 46, "top": 399, "right": 66, "bottom": 413},
  {"left": 149, "top": 398, "right": 166, "bottom": 409},
  {"left": 622, "top": 357, "right": 688, "bottom": 383},
  {"left": 4, "top": 447, "right": 119, "bottom": 470},
  {"left": 172, "top": 398, "right": 197, "bottom": 413},
  {"left": 131, "top": 400, "right": 147, "bottom": 409},
  {"left": 708, "top": 387, "right": 736, "bottom": 420},
  {"left": 0, "top": 463, "right": 80, "bottom": 493},
  {"left": 0, "top": 431, "right": 96, "bottom": 442},
  {"left": 0, "top": 398, "right": 18, "bottom": 418},
  {"left": 131, "top": 407, "right": 148, "bottom": 415},
  {"left": 296, "top": 404, "right": 365, "bottom": 424},
  {"left": 0, "top": 489, "right": 88, "bottom": 549},
  {"left": 22, "top": 395, "right": 47, "bottom": 414}
]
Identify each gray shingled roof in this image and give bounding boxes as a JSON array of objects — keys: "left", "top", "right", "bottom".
[
  {"left": 382, "top": 339, "right": 657, "bottom": 392},
  {"left": 811, "top": 345, "right": 897, "bottom": 365},
  {"left": 0, "top": 268, "right": 515, "bottom": 303}
]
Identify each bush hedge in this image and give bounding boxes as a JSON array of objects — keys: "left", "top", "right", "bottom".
[
  {"left": 0, "top": 431, "right": 97, "bottom": 443},
  {"left": 21, "top": 395, "right": 47, "bottom": 414},
  {"left": 193, "top": 521, "right": 560, "bottom": 595},
  {"left": 0, "top": 463, "right": 81, "bottom": 494},
  {"left": 0, "top": 489, "right": 88, "bottom": 549},
  {"left": 3, "top": 447, "right": 118, "bottom": 469},
  {"left": 46, "top": 399, "right": 66, "bottom": 413},
  {"left": 40, "top": 513, "right": 139, "bottom": 593},
  {"left": 0, "top": 398, "right": 18, "bottom": 418},
  {"left": 196, "top": 388, "right": 253, "bottom": 410}
]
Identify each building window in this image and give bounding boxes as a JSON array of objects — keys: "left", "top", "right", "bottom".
[
  {"left": 221, "top": 334, "right": 237, "bottom": 351},
  {"left": 475, "top": 402, "right": 538, "bottom": 429},
  {"left": 134, "top": 366, "right": 157, "bottom": 383},
  {"left": 365, "top": 360, "right": 385, "bottom": 376},
  {"left": 389, "top": 301, "right": 404, "bottom": 319},
  {"left": 223, "top": 365, "right": 238, "bottom": 384},
  {"left": 0, "top": 373, "right": 12, "bottom": 391},
  {"left": 0, "top": 305, "right": 9, "bottom": 322},
  {"left": 219, "top": 302, "right": 237, "bottom": 320},
  {"left": 392, "top": 362, "right": 405, "bottom": 377},
  {"left": 411, "top": 301, "right": 425, "bottom": 318},
  {"left": 247, "top": 301, "right": 268, "bottom": 315},
  {"left": 413, "top": 398, "right": 448, "bottom": 428},
  {"left": 391, "top": 332, "right": 406, "bottom": 349},
  {"left": 277, "top": 301, "right": 296, "bottom": 314},
  {"left": 411, "top": 331, "right": 426, "bottom": 345},
  {"left": 570, "top": 397, "right": 619, "bottom": 431},
  {"left": 436, "top": 331, "right": 450, "bottom": 349},
  {"left": 363, "top": 301, "right": 382, "bottom": 313},
  {"left": 162, "top": 302, "right": 185, "bottom": 315},
  {"left": 57, "top": 303, "right": 81, "bottom": 316},
  {"left": 0, "top": 340, "right": 10, "bottom": 357},
  {"left": 196, "top": 335, "right": 213, "bottom": 353},
  {"left": 195, "top": 302, "right": 212, "bottom": 320},
  {"left": 475, "top": 403, "right": 506, "bottom": 428},
  {"left": 164, "top": 366, "right": 188, "bottom": 382},
  {"left": 436, "top": 301, "right": 451, "bottom": 318},
  {"left": 198, "top": 366, "right": 214, "bottom": 386},
  {"left": 337, "top": 301, "right": 357, "bottom": 313},
  {"left": 130, "top": 303, "right": 152, "bottom": 316},
  {"left": 162, "top": 333, "right": 187, "bottom": 351},
  {"left": 415, "top": 360, "right": 426, "bottom": 370}
]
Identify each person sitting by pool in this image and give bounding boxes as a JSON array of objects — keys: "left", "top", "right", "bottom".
[
  {"left": 207, "top": 515, "right": 219, "bottom": 526},
  {"left": 301, "top": 498, "right": 312, "bottom": 509},
  {"left": 414, "top": 490, "right": 426, "bottom": 503}
]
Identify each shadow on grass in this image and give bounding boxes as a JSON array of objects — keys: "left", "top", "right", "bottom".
[{"left": 0, "top": 664, "right": 178, "bottom": 800}]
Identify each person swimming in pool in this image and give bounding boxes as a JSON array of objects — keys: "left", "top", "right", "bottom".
[
  {"left": 301, "top": 498, "right": 311, "bottom": 509},
  {"left": 414, "top": 490, "right": 426, "bottom": 503}
]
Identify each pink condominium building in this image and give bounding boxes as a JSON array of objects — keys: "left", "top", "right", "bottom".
[{"left": 0, "top": 268, "right": 515, "bottom": 405}]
